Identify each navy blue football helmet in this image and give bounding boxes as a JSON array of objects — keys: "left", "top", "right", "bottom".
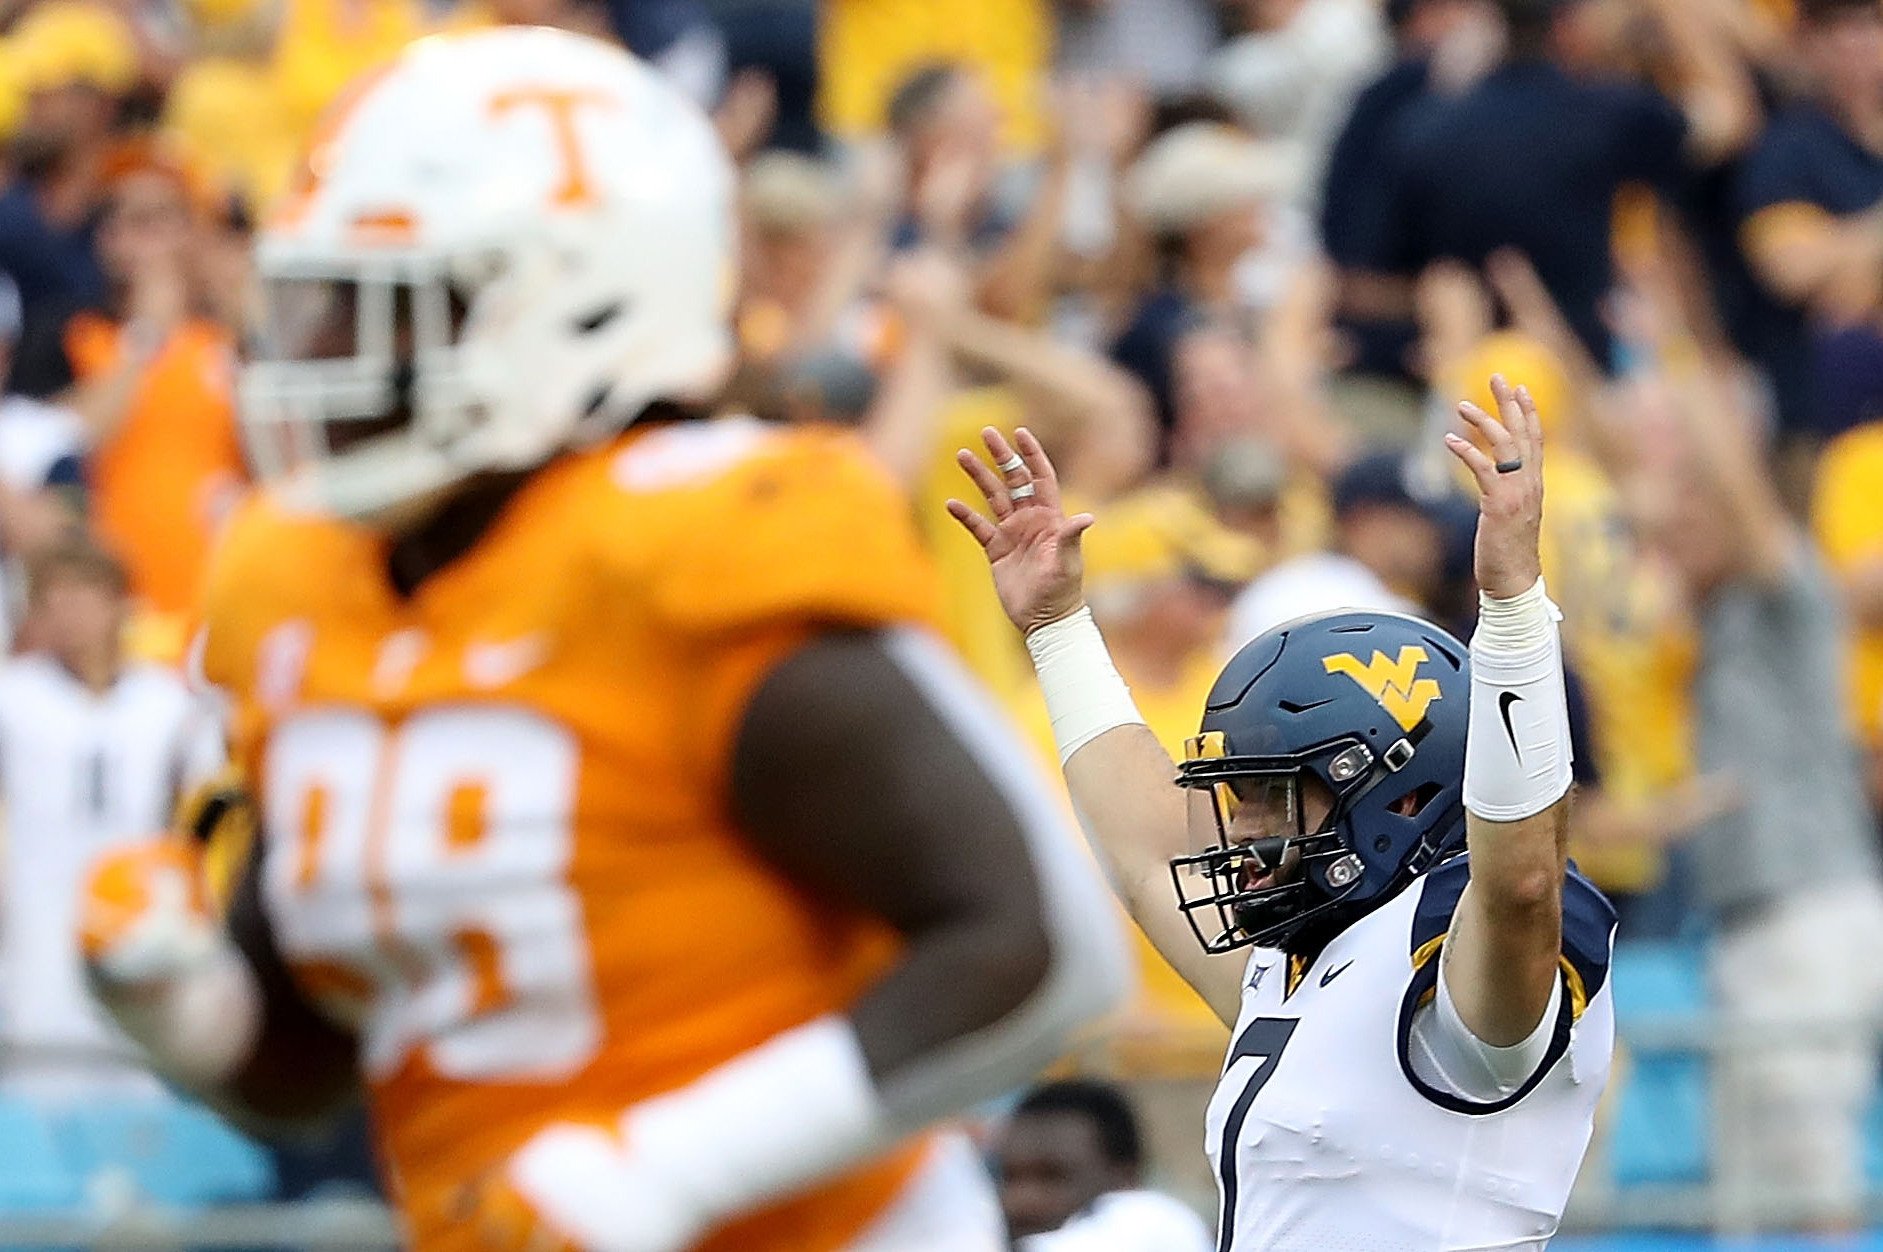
[{"left": 1172, "top": 610, "right": 1470, "bottom": 954}]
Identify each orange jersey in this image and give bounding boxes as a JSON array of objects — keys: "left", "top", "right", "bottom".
[
  {"left": 69, "top": 314, "right": 249, "bottom": 619},
  {"left": 197, "top": 419, "right": 948, "bottom": 1250}
]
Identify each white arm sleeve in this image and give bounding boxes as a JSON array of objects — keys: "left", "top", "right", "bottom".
[
  {"left": 1024, "top": 607, "right": 1147, "bottom": 765},
  {"left": 1463, "top": 578, "right": 1573, "bottom": 822},
  {"left": 1407, "top": 958, "right": 1562, "bottom": 1102}
]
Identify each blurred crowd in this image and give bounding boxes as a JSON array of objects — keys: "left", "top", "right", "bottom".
[{"left": 0, "top": 0, "right": 1879, "bottom": 1236}]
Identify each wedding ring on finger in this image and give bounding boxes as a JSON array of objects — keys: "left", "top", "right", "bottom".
[
  {"left": 1010, "top": 482, "right": 1038, "bottom": 500},
  {"left": 1495, "top": 459, "right": 1524, "bottom": 474},
  {"left": 997, "top": 453, "right": 1027, "bottom": 474}
]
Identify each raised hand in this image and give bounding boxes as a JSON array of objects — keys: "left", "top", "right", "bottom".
[
  {"left": 882, "top": 247, "right": 970, "bottom": 331},
  {"left": 1445, "top": 374, "right": 1545, "bottom": 602},
  {"left": 945, "top": 427, "right": 1095, "bottom": 635}
]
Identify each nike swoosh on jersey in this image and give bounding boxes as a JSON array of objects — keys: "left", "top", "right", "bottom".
[
  {"left": 1319, "top": 959, "right": 1354, "bottom": 987},
  {"left": 464, "top": 634, "right": 552, "bottom": 688},
  {"left": 1497, "top": 690, "right": 1524, "bottom": 764}
]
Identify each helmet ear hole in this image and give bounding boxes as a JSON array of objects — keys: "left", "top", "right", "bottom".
[
  {"left": 572, "top": 300, "right": 625, "bottom": 335},
  {"left": 1390, "top": 782, "right": 1445, "bottom": 818}
]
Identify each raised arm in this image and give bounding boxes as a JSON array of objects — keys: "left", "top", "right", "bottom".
[
  {"left": 864, "top": 251, "right": 966, "bottom": 487},
  {"left": 946, "top": 428, "right": 1246, "bottom": 1024},
  {"left": 1437, "top": 377, "right": 1575, "bottom": 1048},
  {"left": 1740, "top": 199, "right": 1883, "bottom": 324},
  {"left": 1642, "top": 0, "right": 1761, "bottom": 164},
  {"left": 974, "top": 140, "right": 1075, "bottom": 324},
  {"left": 1627, "top": 258, "right": 1795, "bottom": 586},
  {"left": 1481, "top": 249, "right": 1637, "bottom": 480},
  {"left": 65, "top": 263, "right": 191, "bottom": 443},
  {"left": 939, "top": 305, "right": 1155, "bottom": 499}
]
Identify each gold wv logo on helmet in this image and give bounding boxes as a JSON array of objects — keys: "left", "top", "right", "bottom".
[{"left": 1322, "top": 647, "right": 1442, "bottom": 732}]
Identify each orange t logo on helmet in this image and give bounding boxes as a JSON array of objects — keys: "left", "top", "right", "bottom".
[{"left": 488, "top": 87, "right": 619, "bottom": 208}]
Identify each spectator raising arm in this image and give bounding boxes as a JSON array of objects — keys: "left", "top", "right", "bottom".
[
  {"left": 1691, "top": 0, "right": 1788, "bottom": 76},
  {"left": 1252, "top": 259, "right": 1356, "bottom": 479},
  {"left": 1642, "top": 0, "right": 1761, "bottom": 164},
  {"left": 866, "top": 251, "right": 963, "bottom": 486},
  {"left": 1628, "top": 262, "right": 1795, "bottom": 587},
  {"left": 872, "top": 249, "right": 1153, "bottom": 497},
  {"left": 936, "top": 292, "right": 1155, "bottom": 500},
  {"left": 1732, "top": 1, "right": 1883, "bottom": 323},
  {"left": 975, "top": 125, "right": 1076, "bottom": 325},
  {"left": 1665, "top": 381, "right": 1793, "bottom": 588},
  {"left": 1480, "top": 250, "right": 1635, "bottom": 479},
  {"left": 786, "top": 146, "right": 902, "bottom": 363},
  {"left": 1739, "top": 200, "right": 1883, "bottom": 324}
]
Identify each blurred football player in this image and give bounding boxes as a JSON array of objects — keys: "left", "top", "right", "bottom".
[
  {"left": 948, "top": 376, "right": 1614, "bottom": 1250},
  {"left": 79, "top": 28, "right": 1126, "bottom": 1252}
]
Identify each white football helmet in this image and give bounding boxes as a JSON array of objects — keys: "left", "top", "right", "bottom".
[{"left": 242, "top": 28, "right": 736, "bottom": 520}]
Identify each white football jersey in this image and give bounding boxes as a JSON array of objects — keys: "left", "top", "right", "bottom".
[
  {"left": 0, "top": 656, "right": 224, "bottom": 1097},
  {"left": 1206, "top": 856, "right": 1615, "bottom": 1252}
]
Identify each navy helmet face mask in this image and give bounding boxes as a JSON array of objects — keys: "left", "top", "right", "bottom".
[{"left": 1170, "top": 611, "right": 1471, "bottom": 955}]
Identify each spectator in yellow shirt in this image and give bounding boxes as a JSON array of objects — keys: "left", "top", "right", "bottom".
[
  {"left": 161, "top": 0, "right": 299, "bottom": 216},
  {"left": 819, "top": 0, "right": 1046, "bottom": 151},
  {"left": 1813, "top": 418, "right": 1883, "bottom": 811},
  {"left": 270, "top": 0, "right": 423, "bottom": 147},
  {"left": 748, "top": 247, "right": 1152, "bottom": 695},
  {"left": 1442, "top": 327, "right": 1731, "bottom": 930}
]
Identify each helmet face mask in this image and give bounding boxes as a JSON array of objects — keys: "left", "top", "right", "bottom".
[
  {"left": 1173, "top": 735, "right": 1372, "bottom": 954},
  {"left": 244, "top": 247, "right": 534, "bottom": 522},
  {"left": 1168, "top": 611, "right": 1472, "bottom": 955}
]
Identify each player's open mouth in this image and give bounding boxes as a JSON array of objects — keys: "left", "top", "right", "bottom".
[{"left": 1234, "top": 839, "right": 1302, "bottom": 893}]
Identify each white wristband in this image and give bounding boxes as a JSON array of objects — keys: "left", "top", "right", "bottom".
[
  {"left": 1463, "top": 577, "right": 1573, "bottom": 822},
  {"left": 1024, "top": 606, "right": 1148, "bottom": 765},
  {"left": 626, "top": 1016, "right": 892, "bottom": 1224}
]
